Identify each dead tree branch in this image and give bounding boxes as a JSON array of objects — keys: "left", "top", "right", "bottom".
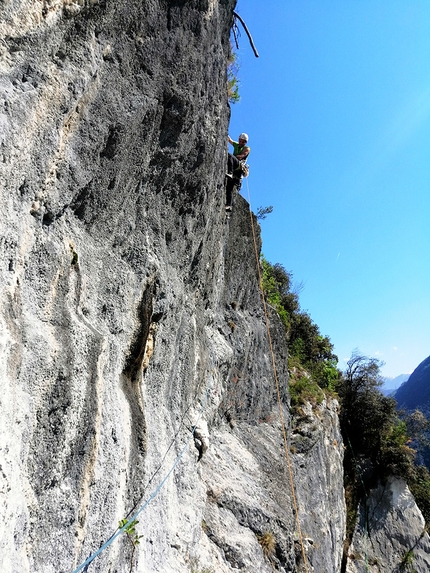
[{"left": 233, "top": 11, "right": 259, "bottom": 58}]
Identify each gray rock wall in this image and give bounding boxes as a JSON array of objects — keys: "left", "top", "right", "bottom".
[
  {"left": 1, "top": 2, "right": 235, "bottom": 571},
  {"left": 292, "top": 400, "right": 346, "bottom": 573},
  {"left": 0, "top": 2, "right": 367, "bottom": 573},
  {"left": 346, "top": 477, "right": 430, "bottom": 573}
]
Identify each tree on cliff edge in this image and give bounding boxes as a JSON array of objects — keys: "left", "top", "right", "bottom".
[
  {"left": 337, "top": 351, "right": 415, "bottom": 480},
  {"left": 336, "top": 352, "right": 430, "bottom": 535}
]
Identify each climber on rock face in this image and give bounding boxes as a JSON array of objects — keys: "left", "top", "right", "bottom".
[
  {"left": 227, "top": 132, "right": 250, "bottom": 176},
  {"left": 225, "top": 133, "right": 250, "bottom": 212}
]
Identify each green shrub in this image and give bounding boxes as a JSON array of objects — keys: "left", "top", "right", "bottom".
[
  {"left": 118, "top": 518, "right": 142, "bottom": 573},
  {"left": 289, "top": 369, "right": 325, "bottom": 408},
  {"left": 261, "top": 256, "right": 291, "bottom": 331},
  {"left": 338, "top": 352, "right": 430, "bottom": 536},
  {"left": 312, "top": 359, "right": 339, "bottom": 391},
  {"left": 227, "top": 52, "right": 240, "bottom": 104},
  {"left": 260, "top": 257, "right": 430, "bottom": 538},
  {"left": 261, "top": 255, "right": 339, "bottom": 401},
  {"left": 400, "top": 549, "right": 416, "bottom": 572},
  {"left": 409, "top": 465, "right": 430, "bottom": 530}
]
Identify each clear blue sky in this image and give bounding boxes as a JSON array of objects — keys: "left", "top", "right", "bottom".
[{"left": 229, "top": 1, "right": 430, "bottom": 377}]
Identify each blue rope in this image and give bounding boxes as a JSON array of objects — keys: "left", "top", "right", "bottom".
[
  {"left": 71, "top": 378, "right": 212, "bottom": 573},
  {"left": 72, "top": 188, "right": 226, "bottom": 573}
]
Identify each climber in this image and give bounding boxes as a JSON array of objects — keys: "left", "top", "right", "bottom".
[
  {"left": 227, "top": 132, "right": 250, "bottom": 176},
  {"left": 225, "top": 133, "right": 250, "bottom": 212}
]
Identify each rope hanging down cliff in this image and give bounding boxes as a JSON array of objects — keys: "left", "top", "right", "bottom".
[
  {"left": 245, "top": 177, "right": 310, "bottom": 573},
  {"left": 78, "top": 391, "right": 204, "bottom": 571},
  {"left": 71, "top": 224, "right": 233, "bottom": 572},
  {"left": 70, "top": 376, "right": 212, "bottom": 573}
]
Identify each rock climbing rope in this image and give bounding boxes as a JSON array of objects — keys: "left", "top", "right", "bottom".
[
  {"left": 245, "top": 176, "right": 310, "bottom": 573},
  {"left": 71, "top": 199, "right": 230, "bottom": 572},
  {"left": 70, "top": 373, "right": 213, "bottom": 573}
]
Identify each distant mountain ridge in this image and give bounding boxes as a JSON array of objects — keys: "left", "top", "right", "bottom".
[
  {"left": 382, "top": 374, "right": 409, "bottom": 395},
  {"left": 395, "top": 355, "right": 430, "bottom": 411}
]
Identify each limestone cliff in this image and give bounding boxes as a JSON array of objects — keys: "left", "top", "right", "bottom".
[
  {"left": 0, "top": 2, "right": 427, "bottom": 573},
  {"left": 346, "top": 478, "right": 430, "bottom": 573}
]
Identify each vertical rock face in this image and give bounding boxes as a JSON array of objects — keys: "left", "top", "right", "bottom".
[
  {"left": 11, "top": 2, "right": 430, "bottom": 573},
  {"left": 1, "top": 2, "right": 346, "bottom": 571},
  {"left": 1, "top": 2, "right": 235, "bottom": 571},
  {"left": 346, "top": 477, "right": 430, "bottom": 573},
  {"left": 291, "top": 400, "right": 346, "bottom": 573}
]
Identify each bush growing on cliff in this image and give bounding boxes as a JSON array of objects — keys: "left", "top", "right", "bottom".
[
  {"left": 261, "top": 257, "right": 430, "bottom": 535},
  {"left": 118, "top": 518, "right": 142, "bottom": 573},
  {"left": 408, "top": 465, "right": 430, "bottom": 530},
  {"left": 261, "top": 256, "right": 339, "bottom": 393},
  {"left": 257, "top": 531, "right": 276, "bottom": 558},
  {"left": 336, "top": 352, "right": 416, "bottom": 480},
  {"left": 337, "top": 352, "right": 430, "bottom": 534},
  {"left": 261, "top": 257, "right": 292, "bottom": 330},
  {"left": 288, "top": 360, "right": 325, "bottom": 408},
  {"left": 260, "top": 260, "right": 430, "bottom": 533},
  {"left": 227, "top": 51, "right": 240, "bottom": 104},
  {"left": 256, "top": 205, "right": 274, "bottom": 220}
]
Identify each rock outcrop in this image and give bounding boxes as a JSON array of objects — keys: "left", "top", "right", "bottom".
[
  {"left": 1, "top": 2, "right": 428, "bottom": 573},
  {"left": 346, "top": 477, "right": 430, "bottom": 573},
  {"left": 292, "top": 400, "right": 346, "bottom": 573}
]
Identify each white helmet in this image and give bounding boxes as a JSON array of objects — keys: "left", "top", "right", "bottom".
[{"left": 239, "top": 133, "right": 248, "bottom": 142}]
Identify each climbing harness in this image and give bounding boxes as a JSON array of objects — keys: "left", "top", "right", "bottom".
[
  {"left": 239, "top": 160, "right": 249, "bottom": 178},
  {"left": 225, "top": 160, "right": 249, "bottom": 216},
  {"left": 245, "top": 177, "right": 310, "bottom": 573}
]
